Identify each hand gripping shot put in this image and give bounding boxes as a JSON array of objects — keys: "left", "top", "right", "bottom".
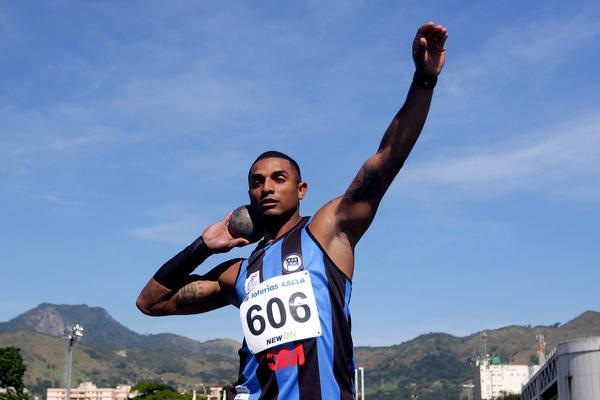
[
  {"left": 137, "top": 22, "right": 448, "bottom": 400},
  {"left": 228, "top": 205, "right": 263, "bottom": 243}
]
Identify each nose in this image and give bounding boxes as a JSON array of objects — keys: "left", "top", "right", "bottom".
[{"left": 261, "top": 178, "right": 275, "bottom": 195}]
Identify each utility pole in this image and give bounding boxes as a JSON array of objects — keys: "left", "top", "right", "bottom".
[
  {"left": 480, "top": 332, "right": 488, "bottom": 360},
  {"left": 354, "top": 367, "right": 365, "bottom": 399},
  {"left": 64, "top": 324, "right": 84, "bottom": 400},
  {"left": 359, "top": 367, "right": 365, "bottom": 400}
]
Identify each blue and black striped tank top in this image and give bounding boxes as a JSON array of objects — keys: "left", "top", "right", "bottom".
[{"left": 231, "top": 216, "right": 356, "bottom": 400}]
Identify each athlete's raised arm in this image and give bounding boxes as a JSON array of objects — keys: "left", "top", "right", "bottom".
[
  {"left": 309, "top": 22, "right": 448, "bottom": 277},
  {"left": 136, "top": 213, "right": 248, "bottom": 316}
]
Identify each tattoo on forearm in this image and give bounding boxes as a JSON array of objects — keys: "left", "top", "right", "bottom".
[
  {"left": 344, "top": 164, "right": 381, "bottom": 203},
  {"left": 178, "top": 282, "right": 206, "bottom": 305}
]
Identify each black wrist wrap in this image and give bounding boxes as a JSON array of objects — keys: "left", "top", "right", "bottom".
[
  {"left": 413, "top": 71, "right": 438, "bottom": 89},
  {"left": 153, "top": 236, "right": 212, "bottom": 290}
]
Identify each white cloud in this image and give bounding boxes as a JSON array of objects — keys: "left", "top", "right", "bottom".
[
  {"left": 402, "top": 115, "right": 600, "bottom": 201},
  {"left": 131, "top": 220, "right": 201, "bottom": 244},
  {"left": 0, "top": 105, "right": 130, "bottom": 174},
  {"left": 0, "top": 4, "right": 401, "bottom": 184},
  {"left": 442, "top": 10, "right": 600, "bottom": 101}
]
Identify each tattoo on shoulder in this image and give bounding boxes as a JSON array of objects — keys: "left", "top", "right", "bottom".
[
  {"left": 178, "top": 282, "right": 206, "bottom": 305},
  {"left": 344, "top": 164, "right": 381, "bottom": 203}
]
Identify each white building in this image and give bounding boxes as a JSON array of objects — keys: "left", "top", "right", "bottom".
[
  {"left": 47, "top": 382, "right": 131, "bottom": 400},
  {"left": 474, "top": 360, "right": 540, "bottom": 399},
  {"left": 521, "top": 336, "right": 600, "bottom": 400},
  {"left": 206, "top": 387, "right": 225, "bottom": 400}
]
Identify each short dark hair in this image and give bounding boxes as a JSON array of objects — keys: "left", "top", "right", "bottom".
[{"left": 248, "top": 151, "right": 302, "bottom": 182}]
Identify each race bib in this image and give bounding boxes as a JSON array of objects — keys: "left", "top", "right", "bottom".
[
  {"left": 233, "top": 385, "right": 249, "bottom": 400},
  {"left": 240, "top": 271, "right": 322, "bottom": 354}
]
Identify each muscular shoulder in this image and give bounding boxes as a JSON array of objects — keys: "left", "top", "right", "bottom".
[{"left": 308, "top": 198, "right": 355, "bottom": 279}]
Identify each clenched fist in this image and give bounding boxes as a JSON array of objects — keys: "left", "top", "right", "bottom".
[{"left": 413, "top": 22, "right": 448, "bottom": 77}]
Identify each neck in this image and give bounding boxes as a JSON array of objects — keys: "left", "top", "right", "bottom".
[{"left": 261, "top": 206, "right": 302, "bottom": 242}]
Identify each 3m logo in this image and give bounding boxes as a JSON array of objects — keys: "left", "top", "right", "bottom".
[{"left": 266, "top": 343, "right": 305, "bottom": 371}]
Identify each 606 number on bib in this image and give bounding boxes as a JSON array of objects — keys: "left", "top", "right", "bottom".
[
  {"left": 246, "top": 292, "right": 311, "bottom": 335},
  {"left": 240, "top": 271, "right": 322, "bottom": 354}
]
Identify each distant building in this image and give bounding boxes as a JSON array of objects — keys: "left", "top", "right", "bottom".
[
  {"left": 206, "top": 387, "right": 224, "bottom": 400},
  {"left": 473, "top": 359, "right": 540, "bottom": 400},
  {"left": 191, "top": 385, "right": 226, "bottom": 400},
  {"left": 521, "top": 336, "right": 600, "bottom": 400},
  {"left": 47, "top": 382, "right": 131, "bottom": 400}
]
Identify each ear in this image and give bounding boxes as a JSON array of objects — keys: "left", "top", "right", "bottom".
[{"left": 297, "top": 181, "right": 308, "bottom": 200}]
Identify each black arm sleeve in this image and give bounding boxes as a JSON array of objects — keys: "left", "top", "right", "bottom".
[{"left": 153, "top": 236, "right": 213, "bottom": 290}]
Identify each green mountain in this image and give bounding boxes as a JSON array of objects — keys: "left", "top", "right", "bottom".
[
  {"left": 0, "top": 303, "right": 238, "bottom": 358},
  {"left": 2, "top": 304, "right": 600, "bottom": 400},
  {"left": 0, "top": 330, "right": 238, "bottom": 399},
  {"left": 356, "top": 311, "right": 600, "bottom": 399}
]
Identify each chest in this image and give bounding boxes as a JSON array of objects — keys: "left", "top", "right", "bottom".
[{"left": 236, "top": 233, "right": 327, "bottom": 303}]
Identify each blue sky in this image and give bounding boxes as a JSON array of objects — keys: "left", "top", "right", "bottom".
[{"left": 1, "top": 0, "right": 599, "bottom": 346}]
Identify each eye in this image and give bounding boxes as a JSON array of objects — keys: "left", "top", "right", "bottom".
[
  {"left": 273, "top": 173, "right": 288, "bottom": 183},
  {"left": 251, "top": 177, "right": 263, "bottom": 188}
]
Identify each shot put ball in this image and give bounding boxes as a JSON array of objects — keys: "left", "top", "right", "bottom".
[{"left": 228, "top": 205, "right": 262, "bottom": 241}]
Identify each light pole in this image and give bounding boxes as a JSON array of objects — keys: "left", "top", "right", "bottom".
[
  {"left": 359, "top": 367, "right": 364, "bottom": 400},
  {"left": 354, "top": 367, "right": 365, "bottom": 399},
  {"left": 64, "top": 324, "right": 84, "bottom": 400}
]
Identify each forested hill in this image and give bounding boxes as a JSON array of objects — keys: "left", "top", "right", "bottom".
[
  {"left": 2, "top": 304, "right": 599, "bottom": 400},
  {"left": 0, "top": 303, "right": 238, "bottom": 358},
  {"left": 355, "top": 310, "right": 600, "bottom": 399}
]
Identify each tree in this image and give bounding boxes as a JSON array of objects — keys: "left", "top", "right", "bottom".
[
  {"left": 0, "top": 347, "right": 28, "bottom": 400},
  {"left": 496, "top": 394, "right": 520, "bottom": 400},
  {"left": 130, "top": 381, "right": 204, "bottom": 400}
]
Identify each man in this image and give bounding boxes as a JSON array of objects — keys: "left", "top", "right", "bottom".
[{"left": 137, "top": 22, "right": 447, "bottom": 400}]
